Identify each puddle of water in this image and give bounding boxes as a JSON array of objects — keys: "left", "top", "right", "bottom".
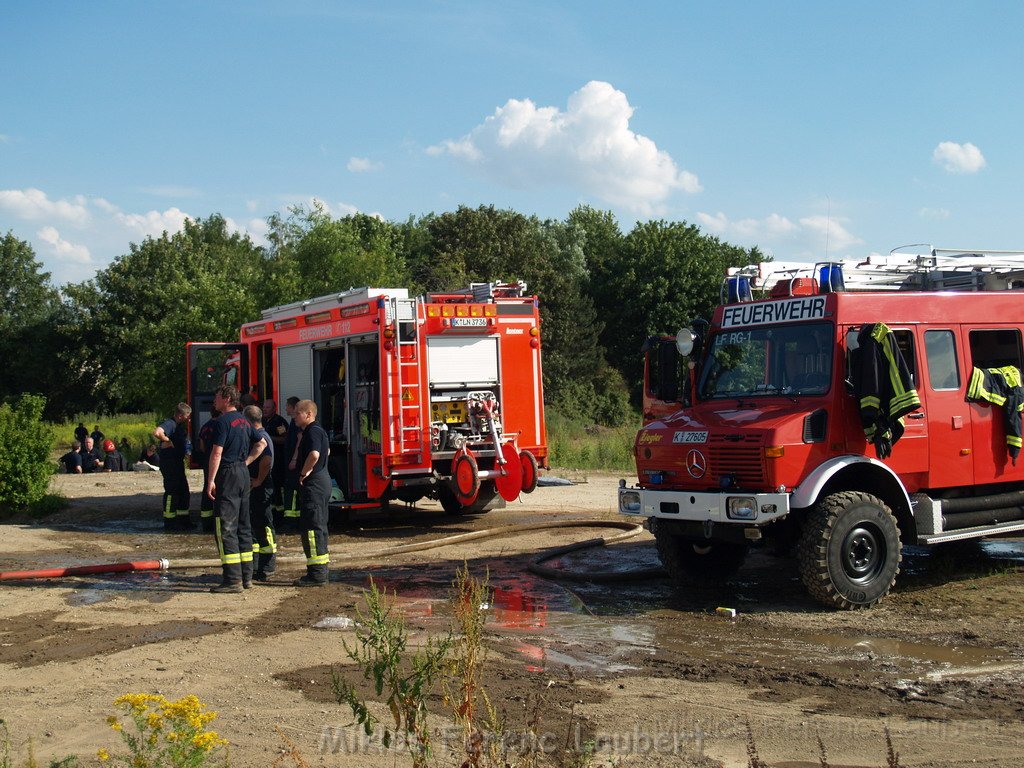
[
  {"left": 980, "top": 539, "right": 1024, "bottom": 561},
  {"left": 54, "top": 519, "right": 165, "bottom": 535},
  {"left": 329, "top": 550, "right": 1021, "bottom": 682},
  {"left": 64, "top": 572, "right": 180, "bottom": 606}
]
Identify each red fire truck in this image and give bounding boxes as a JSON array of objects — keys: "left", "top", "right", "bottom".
[
  {"left": 187, "top": 282, "right": 547, "bottom": 515},
  {"left": 620, "top": 247, "right": 1024, "bottom": 608}
]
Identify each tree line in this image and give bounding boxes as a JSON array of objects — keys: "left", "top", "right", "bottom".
[{"left": 1, "top": 204, "right": 761, "bottom": 424}]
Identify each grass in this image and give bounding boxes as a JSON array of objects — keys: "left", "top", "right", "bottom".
[
  {"left": 48, "top": 412, "right": 160, "bottom": 458},
  {"left": 545, "top": 408, "right": 638, "bottom": 472}
]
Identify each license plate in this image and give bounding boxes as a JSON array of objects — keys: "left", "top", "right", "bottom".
[
  {"left": 673, "top": 431, "right": 708, "bottom": 444},
  {"left": 451, "top": 317, "right": 487, "bottom": 327}
]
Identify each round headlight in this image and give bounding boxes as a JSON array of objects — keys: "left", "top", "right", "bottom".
[{"left": 676, "top": 328, "right": 695, "bottom": 356}]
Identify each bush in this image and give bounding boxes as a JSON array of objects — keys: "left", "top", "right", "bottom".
[{"left": 0, "top": 395, "right": 54, "bottom": 509}]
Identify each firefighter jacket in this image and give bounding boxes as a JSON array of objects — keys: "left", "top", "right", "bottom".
[
  {"left": 851, "top": 323, "right": 922, "bottom": 460},
  {"left": 966, "top": 366, "right": 1024, "bottom": 464}
]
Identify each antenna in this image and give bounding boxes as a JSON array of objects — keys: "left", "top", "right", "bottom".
[{"left": 824, "top": 196, "right": 831, "bottom": 260}]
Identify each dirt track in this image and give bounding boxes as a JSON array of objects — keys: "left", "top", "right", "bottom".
[{"left": 2, "top": 470, "right": 1024, "bottom": 767}]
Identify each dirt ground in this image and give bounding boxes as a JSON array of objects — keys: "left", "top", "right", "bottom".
[{"left": 2, "top": 470, "right": 1024, "bottom": 767}]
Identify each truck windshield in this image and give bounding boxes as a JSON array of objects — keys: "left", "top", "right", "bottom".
[{"left": 698, "top": 321, "right": 833, "bottom": 399}]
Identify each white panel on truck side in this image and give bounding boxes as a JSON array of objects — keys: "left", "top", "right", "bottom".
[
  {"left": 427, "top": 337, "right": 499, "bottom": 386},
  {"left": 277, "top": 345, "right": 313, "bottom": 403}
]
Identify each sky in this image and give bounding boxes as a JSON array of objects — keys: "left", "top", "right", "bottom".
[{"left": 2, "top": 1, "right": 1023, "bottom": 287}]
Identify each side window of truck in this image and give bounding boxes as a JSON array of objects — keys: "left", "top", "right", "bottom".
[
  {"left": 968, "top": 329, "right": 1023, "bottom": 371},
  {"left": 924, "top": 330, "right": 960, "bottom": 390},
  {"left": 845, "top": 327, "right": 917, "bottom": 387}
]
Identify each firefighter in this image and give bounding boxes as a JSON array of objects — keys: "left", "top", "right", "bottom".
[
  {"left": 281, "top": 396, "right": 302, "bottom": 531},
  {"left": 194, "top": 407, "right": 220, "bottom": 533},
  {"left": 244, "top": 404, "right": 277, "bottom": 580},
  {"left": 102, "top": 440, "right": 125, "bottom": 471},
  {"left": 293, "top": 399, "right": 331, "bottom": 587},
  {"left": 153, "top": 403, "right": 192, "bottom": 530},
  {"left": 205, "top": 385, "right": 267, "bottom": 594},
  {"left": 262, "top": 398, "right": 289, "bottom": 526},
  {"left": 60, "top": 441, "right": 83, "bottom": 474},
  {"left": 80, "top": 436, "right": 103, "bottom": 474}
]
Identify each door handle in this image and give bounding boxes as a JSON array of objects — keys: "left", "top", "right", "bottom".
[{"left": 908, "top": 412, "right": 926, "bottom": 419}]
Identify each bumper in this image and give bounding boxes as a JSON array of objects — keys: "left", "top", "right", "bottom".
[{"left": 618, "top": 485, "right": 790, "bottom": 525}]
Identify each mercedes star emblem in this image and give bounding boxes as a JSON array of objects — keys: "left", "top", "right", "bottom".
[{"left": 686, "top": 449, "right": 707, "bottom": 479}]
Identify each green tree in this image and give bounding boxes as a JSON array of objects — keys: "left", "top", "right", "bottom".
[
  {"left": 597, "top": 220, "right": 759, "bottom": 395},
  {"left": 265, "top": 205, "right": 409, "bottom": 304},
  {"left": 404, "top": 206, "right": 622, "bottom": 422},
  {"left": 63, "top": 215, "right": 267, "bottom": 413},
  {"left": 0, "top": 232, "right": 61, "bottom": 403}
]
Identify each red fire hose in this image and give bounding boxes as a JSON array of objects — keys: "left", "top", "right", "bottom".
[{"left": 0, "top": 558, "right": 170, "bottom": 581}]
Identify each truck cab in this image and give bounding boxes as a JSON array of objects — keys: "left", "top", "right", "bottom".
[{"left": 620, "top": 247, "right": 1024, "bottom": 608}]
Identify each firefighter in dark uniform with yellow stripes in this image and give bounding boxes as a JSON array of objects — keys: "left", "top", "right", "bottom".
[
  {"left": 194, "top": 407, "right": 219, "bottom": 533},
  {"left": 281, "top": 396, "right": 302, "bottom": 531},
  {"left": 243, "top": 404, "right": 278, "bottom": 580},
  {"left": 205, "top": 385, "right": 267, "bottom": 594},
  {"left": 293, "top": 399, "right": 332, "bottom": 586},
  {"left": 153, "top": 403, "right": 192, "bottom": 530}
]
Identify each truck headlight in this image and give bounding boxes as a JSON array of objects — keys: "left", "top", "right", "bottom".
[
  {"left": 726, "top": 496, "right": 757, "bottom": 520},
  {"left": 620, "top": 491, "right": 642, "bottom": 514}
]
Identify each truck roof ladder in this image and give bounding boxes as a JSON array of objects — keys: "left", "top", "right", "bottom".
[{"left": 727, "top": 245, "right": 1024, "bottom": 296}]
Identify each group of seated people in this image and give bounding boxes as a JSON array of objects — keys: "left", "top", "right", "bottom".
[{"left": 60, "top": 426, "right": 162, "bottom": 474}]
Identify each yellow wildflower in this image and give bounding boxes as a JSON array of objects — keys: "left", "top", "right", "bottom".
[
  {"left": 96, "top": 748, "right": 110, "bottom": 761},
  {"left": 146, "top": 712, "right": 163, "bottom": 730},
  {"left": 107, "top": 716, "right": 122, "bottom": 732}
]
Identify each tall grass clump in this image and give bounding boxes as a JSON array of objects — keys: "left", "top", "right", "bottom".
[{"left": 545, "top": 407, "right": 637, "bottom": 472}]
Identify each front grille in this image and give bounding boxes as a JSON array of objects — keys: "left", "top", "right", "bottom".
[{"left": 708, "top": 434, "right": 765, "bottom": 486}]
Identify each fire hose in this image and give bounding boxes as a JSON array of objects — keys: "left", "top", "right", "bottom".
[{"left": 0, "top": 520, "right": 665, "bottom": 584}]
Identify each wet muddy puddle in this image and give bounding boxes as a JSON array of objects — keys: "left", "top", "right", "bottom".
[{"left": 328, "top": 542, "right": 1022, "bottom": 683}]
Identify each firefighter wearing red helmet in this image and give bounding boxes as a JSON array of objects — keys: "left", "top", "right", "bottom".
[{"left": 101, "top": 440, "right": 125, "bottom": 472}]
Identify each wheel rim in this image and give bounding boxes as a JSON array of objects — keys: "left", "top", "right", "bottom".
[{"left": 841, "top": 524, "right": 886, "bottom": 584}]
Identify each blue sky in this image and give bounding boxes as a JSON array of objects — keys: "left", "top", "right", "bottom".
[{"left": 2, "top": 1, "right": 1021, "bottom": 286}]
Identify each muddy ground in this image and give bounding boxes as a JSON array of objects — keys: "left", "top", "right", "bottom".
[{"left": 1, "top": 470, "right": 1023, "bottom": 767}]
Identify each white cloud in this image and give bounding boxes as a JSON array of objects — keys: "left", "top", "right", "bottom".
[
  {"left": 933, "top": 141, "right": 986, "bottom": 174},
  {"left": 36, "top": 226, "right": 91, "bottom": 265},
  {"left": 799, "top": 215, "right": 862, "bottom": 251},
  {"left": 697, "top": 211, "right": 798, "bottom": 241},
  {"left": 0, "top": 188, "right": 91, "bottom": 226},
  {"left": 429, "top": 80, "right": 700, "bottom": 215},
  {"left": 0, "top": 134, "right": 11, "bottom": 143},
  {"left": 347, "top": 156, "right": 382, "bottom": 173},
  {"left": 919, "top": 207, "right": 951, "bottom": 220},
  {"left": 696, "top": 210, "right": 862, "bottom": 252},
  {"left": 112, "top": 207, "right": 191, "bottom": 239}
]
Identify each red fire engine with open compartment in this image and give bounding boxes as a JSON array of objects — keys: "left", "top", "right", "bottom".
[
  {"left": 620, "top": 247, "right": 1024, "bottom": 608},
  {"left": 187, "top": 281, "right": 547, "bottom": 515}
]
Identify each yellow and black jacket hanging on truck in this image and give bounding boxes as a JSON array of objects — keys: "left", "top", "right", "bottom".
[
  {"left": 851, "top": 322, "right": 922, "bottom": 460},
  {"left": 967, "top": 365, "right": 1024, "bottom": 464}
]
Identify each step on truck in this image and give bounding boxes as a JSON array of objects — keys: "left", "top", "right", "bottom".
[
  {"left": 619, "top": 246, "right": 1024, "bottom": 608},
  {"left": 187, "top": 281, "right": 547, "bottom": 516}
]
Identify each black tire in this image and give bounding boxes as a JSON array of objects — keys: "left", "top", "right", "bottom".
[
  {"left": 797, "top": 491, "right": 902, "bottom": 610},
  {"left": 438, "top": 485, "right": 463, "bottom": 516},
  {"left": 654, "top": 527, "right": 748, "bottom": 583}
]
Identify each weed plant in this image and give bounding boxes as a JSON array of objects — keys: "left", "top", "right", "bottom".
[{"left": 333, "top": 578, "right": 454, "bottom": 767}]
